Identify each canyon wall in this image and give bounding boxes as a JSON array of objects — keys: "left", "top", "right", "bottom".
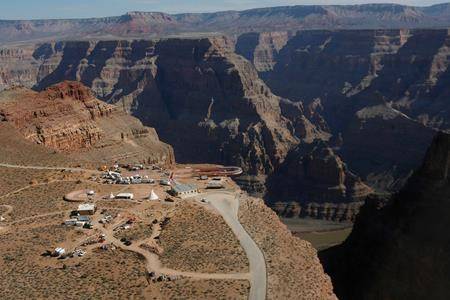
[
  {"left": 237, "top": 29, "right": 443, "bottom": 192},
  {"left": 320, "top": 132, "right": 450, "bottom": 299},
  {"left": 267, "top": 140, "right": 373, "bottom": 220},
  {"left": 2, "top": 30, "right": 449, "bottom": 219},
  {"left": 1, "top": 38, "right": 319, "bottom": 177}
]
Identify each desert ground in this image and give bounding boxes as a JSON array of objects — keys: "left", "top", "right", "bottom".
[
  {"left": 0, "top": 160, "right": 263, "bottom": 299},
  {"left": 0, "top": 124, "right": 336, "bottom": 299}
]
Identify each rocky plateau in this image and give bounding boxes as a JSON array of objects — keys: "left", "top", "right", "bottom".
[{"left": 2, "top": 3, "right": 450, "bottom": 43}]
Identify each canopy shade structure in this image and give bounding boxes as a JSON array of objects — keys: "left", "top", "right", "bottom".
[{"left": 149, "top": 190, "right": 159, "bottom": 201}]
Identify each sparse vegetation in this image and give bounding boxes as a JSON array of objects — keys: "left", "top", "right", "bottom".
[
  {"left": 239, "top": 196, "right": 336, "bottom": 299},
  {"left": 145, "top": 279, "right": 250, "bottom": 299},
  {"left": 159, "top": 201, "right": 249, "bottom": 273}
]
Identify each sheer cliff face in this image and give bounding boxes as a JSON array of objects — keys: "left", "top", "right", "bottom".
[
  {"left": 267, "top": 140, "right": 372, "bottom": 204},
  {"left": 2, "top": 38, "right": 307, "bottom": 175},
  {"left": 0, "top": 81, "right": 174, "bottom": 165},
  {"left": 267, "top": 140, "right": 373, "bottom": 221},
  {"left": 235, "top": 32, "right": 293, "bottom": 74},
  {"left": 321, "top": 132, "right": 450, "bottom": 300},
  {"left": 1, "top": 29, "right": 447, "bottom": 196},
  {"left": 144, "top": 38, "right": 298, "bottom": 174},
  {"left": 237, "top": 29, "right": 445, "bottom": 191}
]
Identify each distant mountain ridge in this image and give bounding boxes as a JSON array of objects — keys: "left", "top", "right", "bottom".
[{"left": 2, "top": 3, "right": 450, "bottom": 44}]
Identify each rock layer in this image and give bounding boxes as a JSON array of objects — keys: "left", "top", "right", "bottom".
[
  {"left": 0, "top": 30, "right": 447, "bottom": 200},
  {"left": 266, "top": 140, "right": 373, "bottom": 220},
  {"left": 238, "top": 29, "right": 442, "bottom": 191},
  {"left": 0, "top": 81, "right": 174, "bottom": 165}
]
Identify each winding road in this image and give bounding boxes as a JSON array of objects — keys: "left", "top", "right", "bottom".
[{"left": 206, "top": 192, "right": 267, "bottom": 300}]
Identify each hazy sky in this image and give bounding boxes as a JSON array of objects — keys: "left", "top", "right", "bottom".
[{"left": 0, "top": 0, "right": 447, "bottom": 20}]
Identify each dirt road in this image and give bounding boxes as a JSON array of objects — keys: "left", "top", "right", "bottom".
[
  {"left": 205, "top": 191, "right": 267, "bottom": 300},
  {"left": 0, "top": 163, "right": 97, "bottom": 173},
  {"left": 96, "top": 219, "right": 250, "bottom": 280}
]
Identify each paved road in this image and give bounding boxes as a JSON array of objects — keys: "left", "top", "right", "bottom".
[{"left": 206, "top": 192, "right": 267, "bottom": 300}]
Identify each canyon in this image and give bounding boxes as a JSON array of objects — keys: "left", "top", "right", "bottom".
[
  {"left": 2, "top": 4, "right": 450, "bottom": 299},
  {"left": 2, "top": 29, "right": 449, "bottom": 215}
]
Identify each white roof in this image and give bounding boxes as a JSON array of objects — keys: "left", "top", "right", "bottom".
[
  {"left": 116, "top": 193, "right": 134, "bottom": 197},
  {"left": 78, "top": 203, "right": 95, "bottom": 211}
]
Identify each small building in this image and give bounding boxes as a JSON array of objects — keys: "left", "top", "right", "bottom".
[
  {"left": 64, "top": 219, "right": 77, "bottom": 226},
  {"left": 160, "top": 179, "right": 171, "bottom": 186},
  {"left": 207, "top": 177, "right": 225, "bottom": 189},
  {"left": 75, "top": 221, "right": 86, "bottom": 227},
  {"left": 54, "top": 247, "right": 65, "bottom": 256},
  {"left": 115, "top": 193, "right": 134, "bottom": 200},
  {"left": 77, "top": 215, "right": 91, "bottom": 222},
  {"left": 170, "top": 183, "right": 199, "bottom": 198},
  {"left": 207, "top": 181, "right": 225, "bottom": 189},
  {"left": 77, "top": 203, "right": 96, "bottom": 216}
]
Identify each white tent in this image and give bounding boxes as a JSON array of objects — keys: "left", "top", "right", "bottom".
[
  {"left": 149, "top": 190, "right": 159, "bottom": 201},
  {"left": 109, "top": 193, "right": 115, "bottom": 199}
]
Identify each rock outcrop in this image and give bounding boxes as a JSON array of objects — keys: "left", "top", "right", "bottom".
[
  {"left": 0, "top": 81, "right": 174, "bottom": 165},
  {"left": 320, "top": 132, "right": 450, "bottom": 300}
]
